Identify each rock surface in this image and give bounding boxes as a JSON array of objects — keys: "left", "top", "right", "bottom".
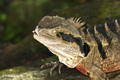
[{"left": 0, "top": 56, "right": 119, "bottom": 80}]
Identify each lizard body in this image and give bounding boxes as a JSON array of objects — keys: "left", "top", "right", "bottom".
[{"left": 33, "top": 16, "right": 120, "bottom": 80}]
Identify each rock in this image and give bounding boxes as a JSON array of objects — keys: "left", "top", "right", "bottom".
[
  {"left": 0, "top": 56, "right": 90, "bottom": 80},
  {"left": 0, "top": 35, "right": 53, "bottom": 70},
  {"left": 0, "top": 56, "right": 119, "bottom": 80}
]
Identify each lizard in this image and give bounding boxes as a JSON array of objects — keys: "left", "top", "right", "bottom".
[{"left": 33, "top": 16, "right": 120, "bottom": 80}]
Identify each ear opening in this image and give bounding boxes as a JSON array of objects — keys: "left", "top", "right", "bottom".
[{"left": 83, "top": 43, "right": 90, "bottom": 56}]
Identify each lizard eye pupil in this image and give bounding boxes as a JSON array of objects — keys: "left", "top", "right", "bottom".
[{"left": 56, "top": 33, "right": 61, "bottom": 38}]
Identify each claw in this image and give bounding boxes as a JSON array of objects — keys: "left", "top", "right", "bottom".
[
  {"left": 58, "top": 64, "right": 64, "bottom": 74},
  {"left": 50, "top": 62, "right": 59, "bottom": 76},
  {"left": 40, "top": 61, "right": 56, "bottom": 69},
  {"left": 50, "top": 62, "right": 64, "bottom": 76}
]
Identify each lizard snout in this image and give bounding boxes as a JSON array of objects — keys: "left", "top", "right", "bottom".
[{"left": 32, "top": 30, "right": 38, "bottom": 35}]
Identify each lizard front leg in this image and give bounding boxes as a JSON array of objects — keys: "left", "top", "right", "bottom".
[
  {"left": 85, "top": 46, "right": 109, "bottom": 80},
  {"left": 76, "top": 46, "right": 109, "bottom": 80},
  {"left": 76, "top": 64, "right": 109, "bottom": 80},
  {"left": 88, "top": 66, "right": 109, "bottom": 80}
]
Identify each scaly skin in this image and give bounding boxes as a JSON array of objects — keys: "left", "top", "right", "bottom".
[{"left": 33, "top": 16, "right": 120, "bottom": 80}]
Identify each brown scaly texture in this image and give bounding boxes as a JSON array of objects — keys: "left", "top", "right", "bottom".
[{"left": 72, "top": 17, "right": 120, "bottom": 80}]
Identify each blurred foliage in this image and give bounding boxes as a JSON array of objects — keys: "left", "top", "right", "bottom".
[
  {"left": 0, "top": 0, "right": 120, "bottom": 44},
  {"left": 55, "top": 1, "right": 120, "bottom": 25},
  {"left": 0, "top": 13, "right": 7, "bottom": 22},
  {"left": 0, "top": 0, "right": 80, "bottom": 44},
  {"left": 0, "top": 35, "right": 52, "bottom": 69}
]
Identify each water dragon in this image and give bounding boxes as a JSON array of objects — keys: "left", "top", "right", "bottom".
[{"left": 33, "top": 16, "right": 120, "bottom": 80}]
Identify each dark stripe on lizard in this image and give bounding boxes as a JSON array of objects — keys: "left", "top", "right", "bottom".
[
  {"left": 56, "top": 32, "right": 84, "bottom": 53},
  {"left": 92, "top": 28, "right": 107, "bottom": 59}
]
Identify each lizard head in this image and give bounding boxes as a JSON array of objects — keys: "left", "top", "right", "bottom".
[{"left": 33, "top": 16, "right": 85, "bottom": 68}]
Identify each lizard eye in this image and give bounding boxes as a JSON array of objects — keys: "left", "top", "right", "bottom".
[{"left": 53, "top": 30, "right": 61, "bottom": 38}]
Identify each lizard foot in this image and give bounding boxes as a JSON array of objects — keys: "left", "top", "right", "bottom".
[{"left": 40, "top": 61, "right": 63, "bottom": 76}]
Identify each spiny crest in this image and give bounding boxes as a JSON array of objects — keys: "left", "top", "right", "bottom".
[
  {"left": 67, "top": 17, "right": 85, "bottom": 31},
  {"left": 104, "top": 22, "right": 119, "bottom": 42},
  {"left": 94, "top": 25, "right": 109, "bottom": 46},
  {"left": 86, "top": 28, "right": 97, "bottom": 46},
  {"left": 115, "top": 19, "right": 120, "bottom": 34}
]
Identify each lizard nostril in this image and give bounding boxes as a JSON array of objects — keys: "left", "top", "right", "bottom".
[{"left": 32, "top": 31, "right": 38, "bottom": 35}]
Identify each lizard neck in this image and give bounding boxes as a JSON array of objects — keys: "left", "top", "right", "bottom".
[{"left": 75, "top": 63, "right": 88, "bottom": 76}]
